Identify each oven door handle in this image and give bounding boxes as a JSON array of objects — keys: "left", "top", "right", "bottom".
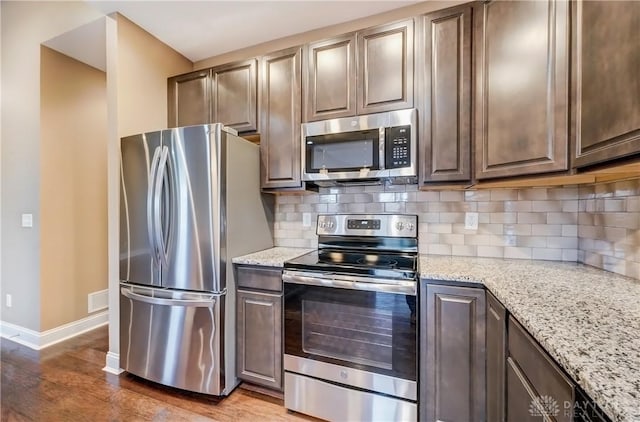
[{"left": 282, "top": 272, "right": 416, "bottom": 296}]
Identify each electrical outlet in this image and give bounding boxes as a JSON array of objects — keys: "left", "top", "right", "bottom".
[
  {"left": 6, "top": 294, "right": 12, "bottom": 308},
  {"left": 21, "top": 213, "right": 33, "bottom": 228},
  {"left": 464, "top": 212, "right": 479, "bottom": 230},
  {"left": 302, "top": 213, "right": 312, "bottom": 228}
]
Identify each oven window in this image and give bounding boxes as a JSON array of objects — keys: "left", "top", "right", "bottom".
[
  {"left": 302, "top": 299, "right": 393, "bottom": 370},
  {"left": 284, "top": 283, "right": 416, "bottom": 381},
  {"left": 305, "top": 129, "right": 380, "bottom": 173}
]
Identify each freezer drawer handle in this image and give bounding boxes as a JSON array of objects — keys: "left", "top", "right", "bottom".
[{"left": 121, "top": 287, "right": 216, "bottom": 307}]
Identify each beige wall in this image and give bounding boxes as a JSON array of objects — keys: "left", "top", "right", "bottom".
[
  {"left": 1, "top": 1, "right": 104, "bottom": 331},
  {"left": 0, "top": 2, "right": 191, "bottom": 338},
  {"left": 194, "top": 1, "right": 459, "bottom": 69},
  {"left": 116, "top": 14, "right": 192, "bottom": 137},
  {"left": 40, "top": 46, "right": 107, "bottom": 331},
  {"left": 106, "top": 13, "right": 192, "bottom": 366}
]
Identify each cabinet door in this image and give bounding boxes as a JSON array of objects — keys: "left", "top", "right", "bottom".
[
  {"left": 487, "top": 291, "right": 507, "bottom": 422},
  {"left": 357, "top": 19, "right": 414, "bottom": 115},
  {"left": 419, "top": 5, "right": 472, "bottom": 184},
  {"left": 212, "top": 59, "right": 258, "bottom": 132},
  {"left": 305, "top": 34, "right": 357, "bottom": 122},
  {"left": 259, "top": 47, "right": 303, "bottom": 190},
  {"left": 168, "top": 69, "right": 212, "bottom": 128},
  {"left": 421, "top": 284, "right": 486, "bottom": 422},
  {"left": 237, "top": 289, "right": 283, "bottom": 391},
  {"left": 474, "top": 0, "right": 569, "bottom": 179},
  {"left": 572, "top": 1, "right": 640, "bottom": 167}
]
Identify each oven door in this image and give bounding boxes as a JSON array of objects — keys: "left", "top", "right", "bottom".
[{"left": 283, "top": 270, "right": 417, "bottom": 401}]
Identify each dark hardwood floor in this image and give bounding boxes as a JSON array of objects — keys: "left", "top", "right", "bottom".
[{"left": 0, "top": 326, "right": 311, "bottom": 421}]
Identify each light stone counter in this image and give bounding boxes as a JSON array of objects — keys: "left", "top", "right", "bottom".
[
  {"left": 232, "top": 247, "right": 313, "bottom": 268},
  {"left": 419, "top": 255, "right": 640, "bottom": 422}
]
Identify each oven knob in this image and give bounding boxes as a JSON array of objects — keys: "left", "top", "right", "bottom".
[
  {"left": 319, "top": 221, "right": 326, "bottom": 229},
  {"left": 327, "top": 221, "right": 335, "bottom": 229},
  {"left": 396, "top": 222, "right": 404, "bottom": 231},
  {"left": 406, "top": 223, "right": 414, "bottom": 231}
]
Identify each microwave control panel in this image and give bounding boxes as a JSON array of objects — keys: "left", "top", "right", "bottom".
[{"left": 385, "top": 125, "right": 411, "bottom": 168}]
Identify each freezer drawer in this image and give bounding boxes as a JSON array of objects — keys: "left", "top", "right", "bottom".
[{"left": 120, "top": 285, "right": 224, "bottom": 395}]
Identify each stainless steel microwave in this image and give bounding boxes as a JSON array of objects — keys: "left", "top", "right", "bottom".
[{"left": 302, "top": 109, "right": 417, "bottom": 186}]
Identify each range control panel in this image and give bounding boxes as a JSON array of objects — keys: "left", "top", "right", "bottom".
[
  {"left": 317, "top": 214, "right": 417, "bottom": 237},
  {"left": 385, "top": 125, "right": 411, "bottom": 169},
  {"left": 347, "top": 219, "right": 381, "bottom": 230}
]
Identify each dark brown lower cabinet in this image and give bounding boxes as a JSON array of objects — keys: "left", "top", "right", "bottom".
[
  {"left": 420, "top": 283, "right": 486, "bottom": 422},
  {"left": 506, "top": 357, "right": 549, "bottom": 422},
  {"left": 487, "top": 290, "right": 507, "bottom": 422},
  {"left": 236, "top": 266, "right": 283, "bottom": 391},
  {"left": 507, "top": 316, "right": 574, "bottom": 422}
]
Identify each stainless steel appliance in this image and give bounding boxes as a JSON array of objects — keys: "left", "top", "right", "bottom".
[
  {"left": 119, "top": 124, "right": 273, "bottom": 396},
  {"left": 302, "top": 109, "right": 417, "bottom": 186},
  {"left": 283, "top": 214, "right": 418, "bottom": 421}
]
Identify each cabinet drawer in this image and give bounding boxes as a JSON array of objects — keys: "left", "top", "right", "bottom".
[
  {"left": 508, "top": 316, "right": 574, "bottom": 421},
  {"left": 236, "top": 266, "right": 282, "bottom": 292},
  {"left": 506, "top": 357, "right": 552, "bottom": 422}
]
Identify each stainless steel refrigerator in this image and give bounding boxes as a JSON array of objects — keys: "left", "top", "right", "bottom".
[{"left": 119, "top": 123, "right": 273, "bottom": 395}]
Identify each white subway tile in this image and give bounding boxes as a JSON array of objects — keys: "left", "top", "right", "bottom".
[
  {"left": 504, "top": 247, "right": 533, "bottom": 259},
  {"left": 452, "top": 245, "right": 478, "bottom": 257},
  {"left": 477, "top": 245, "right": 504, "bottom": 258},
  {"left": 532, "top": 248, "right": 563, "bottom": 261},
  {"left": 562, "top": 225, "right": 578, "bottom": 237}
]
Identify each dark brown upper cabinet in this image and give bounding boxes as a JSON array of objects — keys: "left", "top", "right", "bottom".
[
  {"left": 474, "top": 0, "right": 569, "bottom": 180},
  {"left": 168, "top": 60, "right": 258, "bottom": 132},
  {"left": 168, "top": 69, "right": 212, "bottom": 128},
  {"left": 211, "top": 59, "right": 258, "bottom": 133},
  {"left": 259, "top": 47, "right": 304, "bottom": 190},
  {"left": 304, "top": 34, "right": 357, "bottom": 122},
  {"left": 358, "top": 19, "right": 415, "bottom": 115},
  {"left": 419, "top": 4, "right": 473, "bottom": 185},
  {"left": 572, "top": 0, "right": 640, "bottom": 168}
]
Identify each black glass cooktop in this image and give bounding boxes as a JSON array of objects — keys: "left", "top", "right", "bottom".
[{"left": 284, "top": 249, "right": 418, "bottom": 280}]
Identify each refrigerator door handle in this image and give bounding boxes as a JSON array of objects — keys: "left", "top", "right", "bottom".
[
  {"left": 154, "top": 145, "right": 170, "bottom": 269},
  {"left": 121, "top": 287, "right": 215, "bottom": 308},
  {"left": 147, "top": 147, "right": 162, "bottom": 267}
]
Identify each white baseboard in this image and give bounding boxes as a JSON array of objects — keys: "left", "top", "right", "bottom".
[
  {"left": 103, "top": 351, "right": 123, "bottom": 374},
  {"left": 0, "top": 311, "right": 108, "bottom": 350}
]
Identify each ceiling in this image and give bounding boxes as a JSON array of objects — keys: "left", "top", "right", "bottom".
[{"left": 85, "top": 1, "right": 417, "bottom": 63}]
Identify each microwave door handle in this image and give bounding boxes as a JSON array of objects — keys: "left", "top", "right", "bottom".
[{"left": 379, "top": 126, "right": 386, "bottom": 170}]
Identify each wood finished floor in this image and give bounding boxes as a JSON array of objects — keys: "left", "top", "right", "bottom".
[{"left": 0, "top": 326, "right": 313, "bottom": 421}]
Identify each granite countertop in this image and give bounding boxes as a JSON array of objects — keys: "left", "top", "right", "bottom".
[
  {"left": 232, "top": 247, "right": 313, "bottom": 268},
  {"left": 419, "top": 255, "right": 640, "bottom": 422}
]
